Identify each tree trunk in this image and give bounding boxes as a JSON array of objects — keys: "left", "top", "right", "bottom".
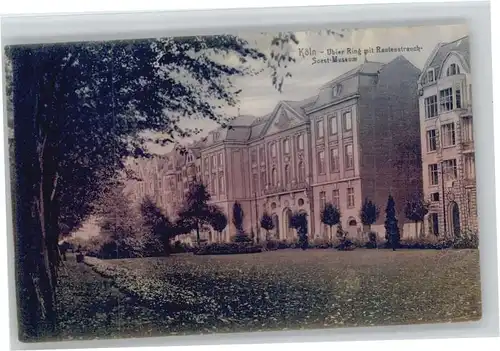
[
  {"left": 415, "top": 220, "right": 418, "bottom": 238},
  {"left": 12, "top": 49, "right": 62, "bottom": 339}
]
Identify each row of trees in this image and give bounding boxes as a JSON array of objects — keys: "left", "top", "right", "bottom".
[{"left": 318, "top": 195, "right": 430, "bottom": 248}]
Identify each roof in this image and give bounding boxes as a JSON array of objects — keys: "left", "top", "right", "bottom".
[
  {"left": 320, "top": 61, "right": 385, "bottom": 89},
  {"left": 426, "top": 36, "right": 470, "bottom": 77}
]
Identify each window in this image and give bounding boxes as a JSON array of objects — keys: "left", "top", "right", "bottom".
[
  {"left": 426, "top": 69, "right": 435, "bottom": 83},
  {"left": 297, "top": 134, "right": 304, "bottom": 150},
  {"left": 283, "top": 139, "right": 290, "bottom": 154},
  {"left": 284, "top": 164, "right": 291, "bottom": 185},
  {"left": 212, "top": 155, "right": 217, "bottom": 168},
  {"left": 455, "top": 85, "right": 462, "bottom": 109},
  {"left": 186, "top": 154, "right": 193, "bottom": 162},
  {"left": 218, "top": 153, "right": 223, "bottom": 166},
  {"left": 317, "top": 119, "right": 324, "bottom": 139},
  {"left": 431, "top": 192, "right": 440, "bottom": 202},
  {"left": 319, "top": 191, "right": 326, "bottom": 210},
  {"left": 219, "top": 174, "right": 225, "bottom": 193},
  {"left": 429, "top": 164, "right": 439, "bottom": 185},
  {"left": 347, "top": 187, "right": 355, "bottom": 208},
  {"left": 439, "top": 88, "right": 453, "bottom": 111},
  {"left": 446, "top": 63, "right": 460, "bottom": 76},
  {"left": 462, "top": 116, "right": 473, "bottom": 142},
  {"left": 442, "top": 159, "right": 458, "bottom": 180},
  {"left": 271, "top": 142, "right": 277, "bottom": 158},
  {"left": 343, "top": 111, "right": 352, "bottom": 131},
  {"left": 329, "top": 114, "right": 338, "bottom": 135},
  {"left": 431, "top": 213, "right": 439, "bottom": 236},
  {"left": 272, "top": 168, "right": 278, "bottom": 186},
  {"left": 464, "top": 154, "right": 475, "bottom": 179},
  {"left": 427, "top": 129, "right": 437, "bottom": 152},
  {"left": 345, "top": 144, "right": 354, "bottom": 170},
  {"left": 318, "top": 150, "right": 325, "bottom": 174},
  {"left": 441, "top": 123, "right": 456, "bottom": 147},
  {"left": 424, "top": 95, "right": 438, "bottom": 119},
  {"left": 332, "top": 84, "right": 342, "bottom": 97},
  {"left": 252, "top": 173, "right": 258, "bottom": 193},
  {"left": 330, "top": 148, "right": 340, "bottom": 172},
  {"left": 332, "top": 189, "right": 340, "bottom": 207},
  {"left": 260, "top": 171, "right": 266, "bottom": 190},
  {"left": 298, "top": 161, "right": 305, "bottom": 182},
  {"left": 259, "top": 147, "right": 265, "bottom": 162},
  {"left": 251, "top": 149, "right": 257, "bottom": 164},
  {"left": 204, "top": 158, "right": 209, "bottom": 170}
]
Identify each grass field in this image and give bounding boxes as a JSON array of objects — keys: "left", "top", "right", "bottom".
[{"left": 57, "top": 249, "right": 482, "bottom": 340}]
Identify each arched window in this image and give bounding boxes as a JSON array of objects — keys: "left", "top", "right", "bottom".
[
  {"left": 298, "top": 161, "right": 305, "bottom": 182},
  {"left": 284, "top": 164, "right": 290, "bottom": 185},
  {"left": 271, "top": 142, "right": 277, "bottom": 158},
  {"left": 446, "top": 63, "right": 460, "bottom": 76},
  {"left": 272, "top": 168, "right": 278, "bottom": 186}
]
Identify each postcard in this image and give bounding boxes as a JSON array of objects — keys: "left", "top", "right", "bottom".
[{"left": 4, "top": 22, "right": 480, "bottom": 342}]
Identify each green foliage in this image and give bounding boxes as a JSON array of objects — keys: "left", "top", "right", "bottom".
[
  {"left": 320, "top": 203, "right": 341, "bottom": 227},
  {"left": 384, "top": 195, "right": 400, "bottom": 250},
  {"left": 260, "top": 212, "right": 274, "bottom": 241},
  {"left": 209, "top": 207, "right": 228, "bottom": 235},
  {"left": 232, "top": 201, "right": 245, "bottom": 233},
  {"left": 360, "top": 198, "right": 380, "bottom": 226},
  {"left": 453, "top": 229, "right": 479, "bottom": 249},
  {"left": 177, "top": 181, "right": 215, "bottom": 244},
  {"left": 290, "top": 211, "right": 308, "bottom": 250},
  {"left": 194, "top": 242, "right": 262, "bottom": 255},
  {"left": 140, "top": 196, "right": 173, "bottom": 255}
]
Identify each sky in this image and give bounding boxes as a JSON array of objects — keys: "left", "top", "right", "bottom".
[{"left": 147, "top": 23, "right": 468, "bottom": 154}]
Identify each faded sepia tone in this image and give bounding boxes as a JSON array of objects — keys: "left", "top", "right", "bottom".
[{"left": 5, "top": 23, "right": 480, "bottom": 343}]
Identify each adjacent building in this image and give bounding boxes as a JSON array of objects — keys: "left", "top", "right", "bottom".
[
  {"left": 418, "top": 36, "right": 477, "bottom": 237},
  {"left": 129, "top": 55, "right": 424, "bottom": 242}
]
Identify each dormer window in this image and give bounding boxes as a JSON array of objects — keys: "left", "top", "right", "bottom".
[
  {"left": 186, "top": 154, "right": 193, "bottom": 163},
  {"left": 446, "top": 63, "right": 460, "bottom": 76},
  {"left": 213, "top": 132, "right": 220, "bottom": 141},
  {"left": 426, "top": 69, "right": 435, "bottom": 83},
  {"left": 332, "top": 84, "right": 342, "bottom": 97}
]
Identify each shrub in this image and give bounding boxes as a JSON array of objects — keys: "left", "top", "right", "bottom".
[
  {"left": 232, "top": 233, "right": 253, "bottom": 243},
  {"left": 453, "top": 230, "right": 479, "bottom": 249},
  {"left": 366, "top": 231, "right": 378, "bottom": 249},
  {"left": 309, "top": 238, "right": 332, "bottom": 249},
  {"left": 194, "top": 242, "right": 262, "bottom": 255}
]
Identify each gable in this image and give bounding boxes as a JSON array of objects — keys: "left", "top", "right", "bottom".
[{"left": 263, "top": 104, "right": 306, "bottom": 136}]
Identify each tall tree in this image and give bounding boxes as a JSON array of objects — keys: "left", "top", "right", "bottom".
[
  {"left": 260, "top": 212, "right": 274, "bottom": 241},
  {"left": 320, "top": 202, "right": 341, "bottom": 241},
  {"left": 140, "top": 196, "right": 173, "bottom": 255},
  {"left": 360, "top": 198, "right": 380, "bottom": 233},
  {"left": 404, "top": 198, "right": 429, "bottom": 238},
  {"left": 232, "top": 201, "right": 245, "bottom": 233},
  {"left": 290, "top": 211, "right": 309, "bottom": 250},
  {"left": 177, "top": 181, "right": 215, "bottom": 245},
  {"left": 209, "top": 207, "right": 228, "bottom": 243},
  {"left": 384, "top": 195, "right": 400, "bottom": 251}
]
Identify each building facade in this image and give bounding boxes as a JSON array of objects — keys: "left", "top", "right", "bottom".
[
  {"left": 129, "top": 55, "right": 424, "bottom": 243},
  {"left": 418, "top": 36, "right": 477, "bottom": 238}
]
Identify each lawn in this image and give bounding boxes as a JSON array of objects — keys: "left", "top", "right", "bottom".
[{"left": 54, "top": 249, "right": 481, "bottom": 341}]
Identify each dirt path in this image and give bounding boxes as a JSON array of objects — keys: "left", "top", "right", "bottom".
[{"left": 55, "top": 254, "right": 170, "bottom": 341}]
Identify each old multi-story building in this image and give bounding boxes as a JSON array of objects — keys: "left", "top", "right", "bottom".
[
  {"left": 127, "top": 55, "right": 424, "bottom": 243},
  {"left": 418, "top": 36, "right": 477, "bottom": 238},
  {"left": 197, "top": 55, "right": 422, "bottom": 242}
]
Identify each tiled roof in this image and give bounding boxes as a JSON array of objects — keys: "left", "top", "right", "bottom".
[{"left": 427, "top": 36, "right": 470, "bottom": 77}]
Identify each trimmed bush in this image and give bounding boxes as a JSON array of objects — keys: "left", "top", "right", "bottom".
[
  {"left": 194, "top": 242, "right": 262, "bottom": 255},
  {"left": 366, "top": 232, "right": 378, "bottom": 249},
  {"left": 453, "top": 230, "right": 479, "bottom": 249}
]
